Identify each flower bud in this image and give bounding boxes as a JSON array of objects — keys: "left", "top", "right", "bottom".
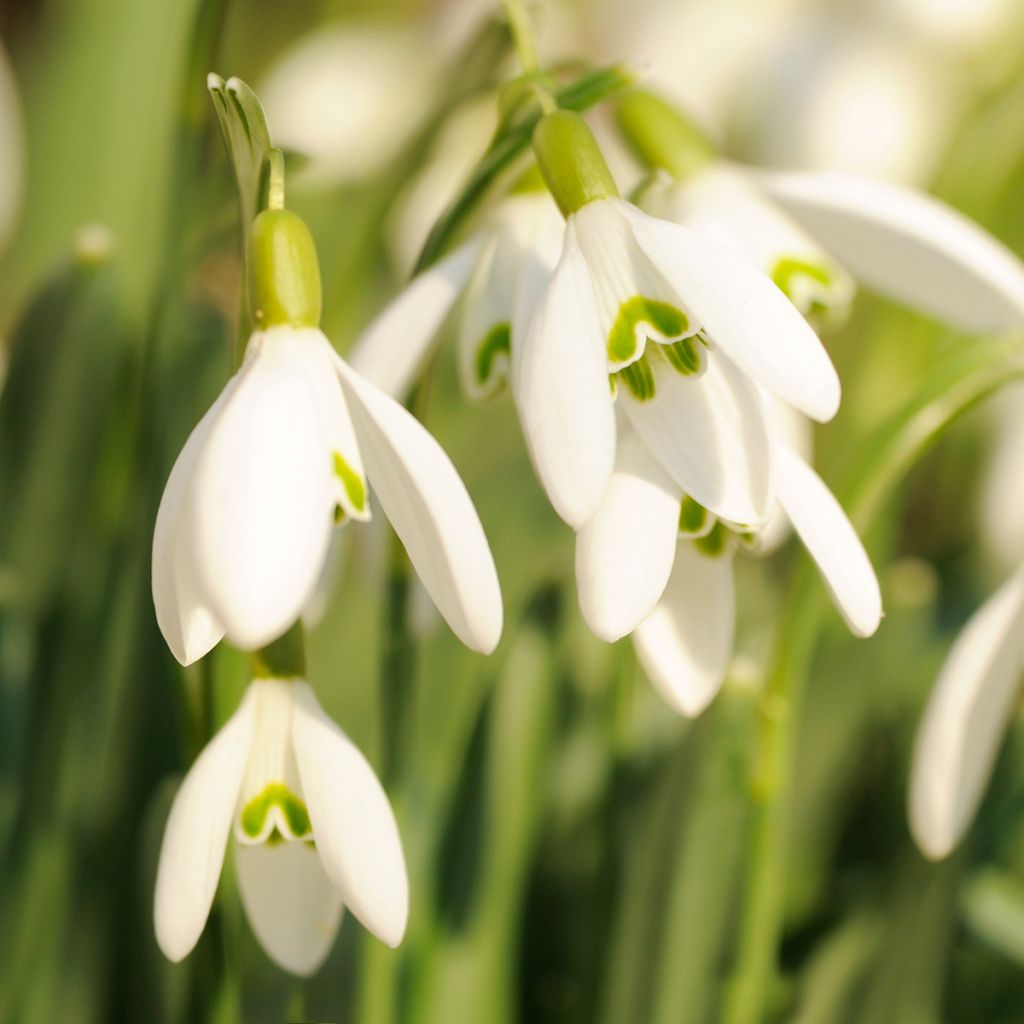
[
  {"left": 532, "top": 110, "right": 619, "bottom": 217},
  {"left": 247, "top": 208, "right": 322, "bottom": 329}
]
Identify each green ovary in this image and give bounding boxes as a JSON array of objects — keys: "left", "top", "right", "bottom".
[
  {"left": 333, "top": 451, "right": 366, "bottom": 513},
  {"left": 607, "top": 296, "right": 689, "bottom": 365},
  {"left": 474, "top": 322, "right": 511, "bottom": 389},
  {"left": 240, "top": 782, "right": 311, "bottom": 842}
]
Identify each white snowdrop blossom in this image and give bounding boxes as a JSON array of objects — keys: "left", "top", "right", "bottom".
[
  {"left": 153, "top": 209, "right": 502, "bottom": 663},
  {"left": 350, "top": 185, "right": 564, "bottom": 404},
  {"left": 518, "top": 110, "right": 841, "bottom": 532},
  {"left": 909, "top": 566, "right": 1024, "bottom": 860},
  {"left": 576, "top": 425, "right": 881, "bottom": 716},
  {"left": 155, "top": 676, "right": 407, "bottom": 974}
]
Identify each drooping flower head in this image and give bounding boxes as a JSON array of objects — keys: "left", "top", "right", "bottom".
[
  {"left": 152, "top": 201, "right": 503, "bottom": 664},
  {"left": 155, "top": 670, "right": 406, "bottom": 974}
]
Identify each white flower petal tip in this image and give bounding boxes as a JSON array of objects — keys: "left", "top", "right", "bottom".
[
  {"left": 335, "top": 357, "right": 502, "bottom": 655},
  {"left": 154, "top": 693, "right": 255, "bottom": 963},
  {"left": 575, "top": 434, "right": 681, "bottom": 642},
  {"left": 291, "top": 683, "right": 409, "bottom": 947},
  {"left": 909, "top": 571, "right": 1024, "bottom": 861},
  {"left": 632, "top": 542, "right": 735, "bottom": 718},
  {"left": 348, "top": 239, "right": 482, "bottom": 401},
  {"left": 517, "top": 225, "right": 616, "bottom": 530},
  {"left": 235, "top": 841, "right": 344, "bottom": 976},
  {"left": 620, "top": 201, "right": 841, "bottom": 423},
  {"left": 756, "top": 170, "right": 1024, "bottom": 334},
  {"left": 774, "top": 445, "right": 882, "bottom": 638}
]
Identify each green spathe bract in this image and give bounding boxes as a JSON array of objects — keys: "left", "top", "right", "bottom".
[
  {"left": 240, "top": 782, "right": 312, "bottom": 844},
  {"left": 532, "top": 109, "right": 619, "bottom": 217},
  {"left": 247, "top": 208, "right": 322, "bottom": 330}
]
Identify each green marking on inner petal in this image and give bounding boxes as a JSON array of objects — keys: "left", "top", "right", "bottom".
[
  {"left": 614, "top": 356, "right": 656, "bottom": 401},
  {"left": 474, "top": 322, "right": 511, "bottom": 389},
  {"left": 607, "top": 296, "right": 689, "bottom": 365},
  {"left": 660, "top": 336, "right": 704, "bottom": 376},
  {"left": 693, "top": 521, "right": 729, "bottom": 559},
  {"left": 771, "top": 256, "right": 833, "bottom": 300},
  {"left": 333, "top": 451, "right": 366, "bottom": 513},
  {"left": 240, "top": 782, "right": 312, "bottom": 841},
  {"left": 678, "top": 495, "right": 709, "bottom": 535}
]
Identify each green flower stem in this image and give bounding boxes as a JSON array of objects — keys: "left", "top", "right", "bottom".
[
  {"left": 250, "top": 620, "right": 307, "bottom": 680},
  {"left": 725, "top": 337, "right": 1024, "bottom": 1024},
  {"left": 500, "top": 0, "right": 540, "bottom": 73},
  {"left": 616, "top": 90, "right": 716, "bottom": 183},
  {"left": 413, "top": 63, "right": 637, "bottom": 273}
]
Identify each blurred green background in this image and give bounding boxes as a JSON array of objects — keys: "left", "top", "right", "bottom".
[{"left": 4, "top": 1, "right": 1024, "bottom": 1021}]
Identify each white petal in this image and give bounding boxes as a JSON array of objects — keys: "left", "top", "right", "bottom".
[
  {"left": 756, "top": 170, "right": 1024, "bottom": 333},
  {"left": 909, "top": 570, "right": 1024, "bottom": 859},
  {"left": 632, "top": 543, "right": 735, "bottom": 717},
  {"left": 235, "top": 840, "right": 344, "bottom": 976},
  {"left": 334, "top": 356, "right": 503, "bottom": 653},
  {"left": 774, "top": 444, "right": 882, "bottom": 638},
  {"left": 575, "top": 430, "right": 681, "bottom": 641},
  {"left": 187, "top": 329, "right": 336, "bottom": 652},
  {"left": 347, "top": 238, "right": 482, "bottom": 401},
  {"left": 154, "top": 689, "right": 255, "bottom": 962},
  {"left": 152, "top": 382, "right": 235, "bottom": 666},
  {"left": 290, "top": 683, "right": 408, "bottom": 947},
  {"left": 757, "top": 396, "right": 814, "bottom": 554},
  {"left": 621, "top": 200, "right": 840, "bottom": 422},
  {"left": 623, "top": 352, "right": 775, "bottom": 526},
  {"left": 516, "top": 221, "right": 616, "bottom": 528}
]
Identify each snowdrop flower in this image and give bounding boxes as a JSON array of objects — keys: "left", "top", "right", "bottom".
[
  {"left": 908, "top": 566, "right": 1024, "bottom": 859},
  {"left": 153, "top": 206, "right": 502, "bottom": 663},
  {"left": 577, "top": 424, "right": 881, "bottom": 716},
  {"left": 350, "top": 180, "right": 564, "bottom": 403},
  {"left": 518, "top": 108, "right": 841, "bottom": 531},
  {"left": 619, "top": 91, "right": 1024, "bottom": 338},
  {"left": 155, "top": 674, "right": 406, "bottom": 974}
]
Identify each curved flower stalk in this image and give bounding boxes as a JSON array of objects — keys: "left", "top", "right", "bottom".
[
  {"left": 155, "top": 675, "right": 406, "bottom": 975},
  {"left": 577, "top": 424, "right": 881, "bottom": 716},
  {"left": 350, "top": 181, "right": 564, "bottom": 404},
  {"left": 518, "top": 108, "right": 840, "bottom": 531},
  {"left": 152, "top": 205, "right": 502, "bottom": 664},
  {"left": 908, "top": 565, "right": 1024, "bottom": 860}
]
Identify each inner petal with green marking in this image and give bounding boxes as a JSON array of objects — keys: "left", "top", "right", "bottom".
[
  {"left": 611, "top": 333, "right": 708, "bottom": 402},
  {"left": 239, "top": 782, "right": 312, "bottom": 845},
  {"left": 678, "top": 495, "right": 713, "bottom": 538},
  {"left": 770, "top": 255, "right": 852, "bottom": 326},
  {"left": 333, "top": 450, "right": 368, "bottom": 519},
  {"left": 472, "top": 322, "right": 511, "bottom": 395},
  {"left": 606, "top": 295, "right": 692, "bottom": 370}
]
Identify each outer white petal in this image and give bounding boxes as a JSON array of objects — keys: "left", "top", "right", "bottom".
[
  {"left": 188, "top": 331, "right": 336, "bottom": 652},
  {"left": 575, "top": 430, "right": 681, "bottom": 641},
  {"left": 154, "top": 689, "right": 255, "bottom": 962},
  {"left": 623, "top": 352, "right": 774, "bottom": 527},
  {"left": 235, "top": 840, "right": 344, "bottom": 976},
  {"left": 632, "top": 543, "right": 735, "bottom": 718},
  {"left": 774, "top": 444, "right": 882, "bottom": 638},
  {"left": 620, "top": 200, "right": 840, "bottom": 422},
  {"left": 290, "top": 683, "right": 408, "bottom": 948},
  {"left": 517, "top": 221, "right": 616, "bottom": 528},
  {"left": 909, "top": 569, "right": 1024, "bottom": 860},
  {"left": 347, "top": 239, "right": 482, "bottom": 401},
  {"left": 334, "top": 356, "right": 502, "bottom": 654},
  {"left": 152, "top": 383, "right": 236, "bottom": 666},
  {"left": 756, "top": 170, "right": 1024, "bottom": 333},
  {"left": 758, "top": 395, "right": 813, "bottom": 554}
]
